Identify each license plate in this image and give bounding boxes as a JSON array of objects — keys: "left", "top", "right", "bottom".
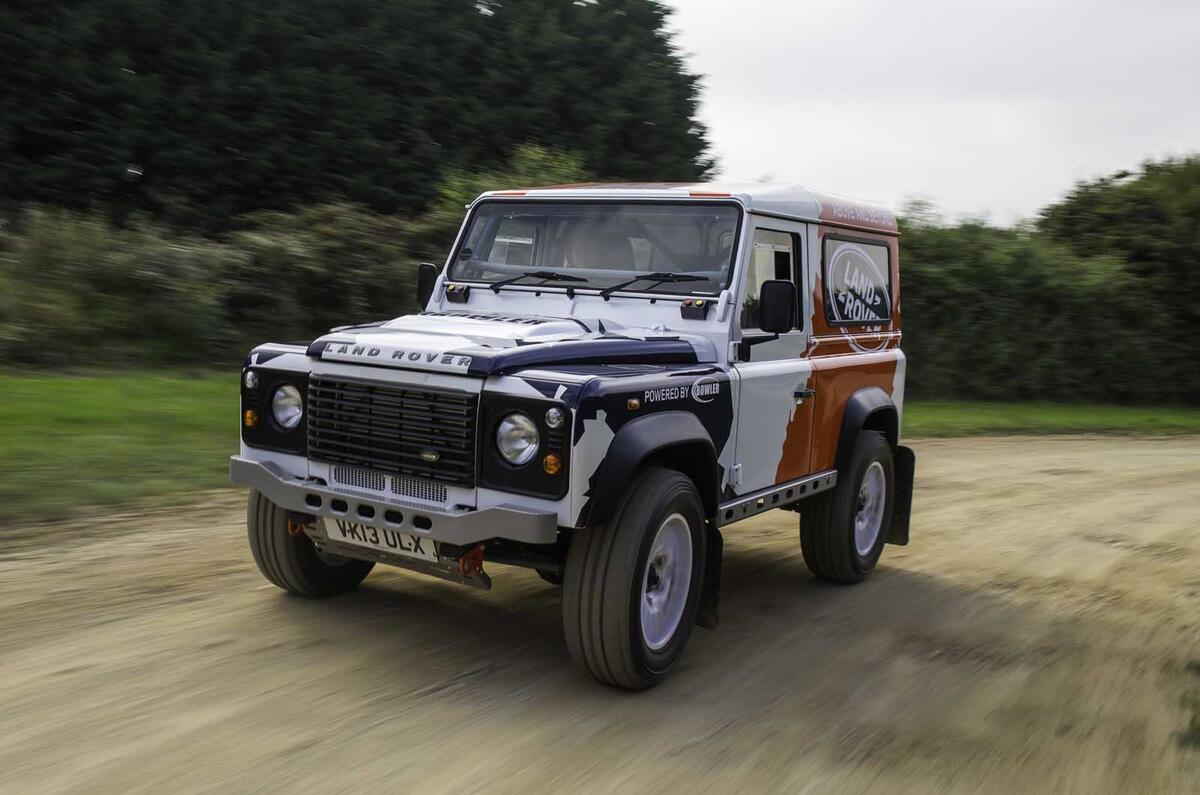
[{"left": 321, "top": 518, "right": 438, "bottom": 563}]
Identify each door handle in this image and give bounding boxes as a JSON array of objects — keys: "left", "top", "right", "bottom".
[{"left": 793, "top": 388, "right": 816, "bottom": 401}]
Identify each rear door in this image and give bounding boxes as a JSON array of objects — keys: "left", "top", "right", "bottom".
[{"left": 730, "top": 220, "right": 816, "bottom": 496}]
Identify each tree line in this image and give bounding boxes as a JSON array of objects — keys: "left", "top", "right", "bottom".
[
  {"left": 2, "top": 0, "right": 1197, "bottom": 403},
  {"left": 2, "top": 152, "right": 1196, "bottom": 404},
  {"left": 901, "top": 156, "right": 1200, "bottom": 404},
  {"left": 1, "top": 0, "right": 710, "bottom": 230}
]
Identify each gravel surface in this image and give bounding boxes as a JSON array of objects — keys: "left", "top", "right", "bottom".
[{"left": 2, "top": 436, "right": 1198, "bottom": 794}]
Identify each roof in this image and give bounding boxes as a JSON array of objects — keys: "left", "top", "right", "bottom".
[{"left": 475, "top": 182, "right": 898, "bottom": 235}]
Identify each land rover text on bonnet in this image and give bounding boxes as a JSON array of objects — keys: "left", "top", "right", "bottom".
[{"left": 230, "top": 183, "right": 916, "bottom": 690}]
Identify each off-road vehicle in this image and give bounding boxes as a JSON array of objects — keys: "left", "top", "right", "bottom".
[{"left": 231, "top": 183, "right": 916, "bottom": 689}]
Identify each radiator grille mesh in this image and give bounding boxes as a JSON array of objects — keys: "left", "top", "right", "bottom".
[
  {"left": 331, "top": 465, "right": 449, "bottom": 504},
  {"left": 331, "top": 465, "right": 386, "bottom": 492},
  {"left": 391, "top": 476, "right": 448, "bottom": 504}
]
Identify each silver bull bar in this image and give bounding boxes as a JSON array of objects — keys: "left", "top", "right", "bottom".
[{"left": 229, "top": 456, "right": 559, "bottom": 547}]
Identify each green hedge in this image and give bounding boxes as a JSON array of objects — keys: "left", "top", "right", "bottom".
[
  {"left": 1, "top": 154, "right": 1196, "bottom": 404},
  {"left": 899, "top": 220, "right": 1172, "bottom": 403},
  {"left": 0, "top": 146, "right": 587, "bottom": 368},
  {"left": 0, "top": 204, "right": 408, "bottom": 366}
]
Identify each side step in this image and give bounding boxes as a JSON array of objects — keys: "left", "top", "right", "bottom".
[{"left": 716, "top": 470, "right": 838, "bottom": 527}]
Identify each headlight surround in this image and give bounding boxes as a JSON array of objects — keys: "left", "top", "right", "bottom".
[
  {"left": 496, "top": 412, "right": 540, "bottom": 466},
  {"left": 271, "top": 384, "right": 304, "bottom": 430}
]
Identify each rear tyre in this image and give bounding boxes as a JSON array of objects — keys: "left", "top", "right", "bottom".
[
  {"left": 563, "top": 467, "right": 706, "bottom": 690},
  {"left": 800, "top": 430, "right": 894, "bottom": 583},
  {"left": 247, "top": 491, "right": 374, "bottom": 597}
]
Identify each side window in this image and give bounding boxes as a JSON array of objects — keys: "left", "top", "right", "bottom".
[
  {"left": 739, "top": 229, "right": 795, "bottom": 330},
  {"left": 487, "top": 219, "right": 537, "bottom": 266},
  {"left": 823, "top": 237, "right": 892, "bottom": 325}
]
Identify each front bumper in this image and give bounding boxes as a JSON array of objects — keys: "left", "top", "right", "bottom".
[{"left": 229, "top": 456, "right": 559, "bottom": 546}]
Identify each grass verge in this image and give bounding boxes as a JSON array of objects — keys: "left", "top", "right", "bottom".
[
  {"left": 903, "top": 401, "right": 1200, "bottom": 437},
  {"left": 1, "top": 374, "right": 1198, "bottom": 525},
  {"left": 0, "top": 374, "right": 235, "bottom": 525}
]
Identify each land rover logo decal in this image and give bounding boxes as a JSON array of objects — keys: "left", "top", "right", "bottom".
[
  {"left": 419, "top": 449, "right": 440, "bottom": 462},
  {"left": 824, "top": 238, "right": 892, "bottom": 353},
  {"left": 691, "top": 377, "right": 720, "bottom": 403},
  {"left": 826, "top": 241, "right": 891, "bottom": 325}
]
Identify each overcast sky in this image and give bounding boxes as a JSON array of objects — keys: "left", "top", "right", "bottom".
[{"left": 665, "top": 0, "right": 1200, "bottom": 224}]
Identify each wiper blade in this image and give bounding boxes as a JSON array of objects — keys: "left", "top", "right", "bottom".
[
  {"left": 490, "top": 270, "right": 588, "bottom": 294},
  {"left": 599, "top": 272, "right": 706, "bottom": 299}
]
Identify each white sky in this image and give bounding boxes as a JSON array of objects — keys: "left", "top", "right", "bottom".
[{"left": 665, "top": 0, "right": 1200, "bottom": 224}]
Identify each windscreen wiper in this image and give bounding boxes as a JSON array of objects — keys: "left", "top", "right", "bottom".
[
  {"left": 599, "top": 272, "right": 706, "bottom": 300},
  {"left": 489, "top": 270, "right": 588, "bottom": 294}
]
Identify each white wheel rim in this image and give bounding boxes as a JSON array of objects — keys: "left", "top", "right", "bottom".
[
  {"left": 854, "top": 461, "right": 887, "bottom": 556},
  {"left": 640, "top": 513, "right": 693, "bottom": 651}
]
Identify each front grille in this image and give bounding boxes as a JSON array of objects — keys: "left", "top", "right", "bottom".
[{"left": 308, "top": 376, "right": 477, "bottom": 487}]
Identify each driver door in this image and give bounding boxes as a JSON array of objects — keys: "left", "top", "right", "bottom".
[{"left": 730, "top": 221, "right": 816, "bottom": 496}]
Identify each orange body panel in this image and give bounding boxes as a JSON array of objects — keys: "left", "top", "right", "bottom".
[
  {"left": 775, "top": 398, "right": 816, "bottom": 482},
  {"left": 793, "top": 220, "right": 902, "bottom": 479}
]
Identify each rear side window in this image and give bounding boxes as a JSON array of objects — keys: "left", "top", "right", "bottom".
[{"left": 823, "top": 236, "right": 892, "bottom": 325}]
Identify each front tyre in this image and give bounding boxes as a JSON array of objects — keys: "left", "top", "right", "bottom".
[
  {"left": 247, "top": 491, "right": 374, "bottom": 597},
  {"left": 800, "top": 430, "right": 894, "bottom": 583},
  {"left": 563, "top": 467, "right": 707, "bottom": 690}
]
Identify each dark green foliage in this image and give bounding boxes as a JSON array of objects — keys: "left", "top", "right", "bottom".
[
  {"left": 0, "top": 0, "right": 709, "bottom": 231},
  {"left": 1039, "top": 156, "right": 1200, "bottom": 402},
  {"left": 901, "top": 157, "right": 1198, "bottom": 404},
  {"left": 899, "top": 220, "right": 1161, "bottom": 402},
  {"left": 0, "top": 209, "right": 237, "bottom": 365},
  {"left": 0, "top": 145, "right": 588, "bottom": 367}
]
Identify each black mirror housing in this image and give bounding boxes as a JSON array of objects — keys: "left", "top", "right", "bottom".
[
  {"left": 416, "top": 262, "right": 439, "bottom": 308},
  {"left": 758, "top": 279, "right": 796, "bottom": 333}
]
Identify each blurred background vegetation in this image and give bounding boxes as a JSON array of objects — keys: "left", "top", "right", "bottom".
[
  {"left": 2, "top": 1, "right": 1198, "bottom": 403},
  {"left": 1, "top": 0, "right": 1198, "bottom": 522}
]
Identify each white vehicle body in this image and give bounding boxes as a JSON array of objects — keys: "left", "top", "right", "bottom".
[{"left": 231, "top": 183, "right": 915, "bottom": 687}]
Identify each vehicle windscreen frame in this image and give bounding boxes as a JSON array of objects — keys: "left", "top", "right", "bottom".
[{"left": 446, "top": 198, "right": 745, "bottom": 298}]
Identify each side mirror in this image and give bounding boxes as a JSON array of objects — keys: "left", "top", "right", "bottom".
[
  {"left": 416, "top": 262, "right": 439, "bottom": 308},
  {"left": 758, "top": 279, "right": 796, "bottom": 334}
]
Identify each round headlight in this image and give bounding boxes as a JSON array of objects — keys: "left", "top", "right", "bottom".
[
  {"left": 272, "top": 384, "right": 304, "bottom": 430},
  {"left": 545, "top": 407, "right": 565, "bottom": 429},
  {"left": 496, "top": 412, "right": 539, "bottom": 466}
]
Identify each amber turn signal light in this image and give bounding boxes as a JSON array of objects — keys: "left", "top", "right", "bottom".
[
  {"left": 542, "top": 453, "right": 562, "bottom": 475},
  {"left": 243, "top": 409, "right": 258, "bottom": 428}
]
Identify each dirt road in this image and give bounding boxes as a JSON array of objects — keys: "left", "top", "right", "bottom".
[{"left": 2, "top": 436, "right": 1199, "bottom": 794}]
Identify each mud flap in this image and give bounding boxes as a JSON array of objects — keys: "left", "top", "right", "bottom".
[
  {"left": 887, "top": 445, "right": 915, "bottom": 545},
  {"left": 696, "top": 522, "right": 723, "bottom": 629}
]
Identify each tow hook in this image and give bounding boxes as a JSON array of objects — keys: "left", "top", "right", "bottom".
[
  {"left": 285, "top": 511, "right": 315, "bottom": 536},
  {"left": 457, "top": 545, "right": 485, "bottom": 579}
]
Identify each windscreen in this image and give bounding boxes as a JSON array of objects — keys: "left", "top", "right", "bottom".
[{"left": 448, "top": 201, "right": 741, "bottom": 296}]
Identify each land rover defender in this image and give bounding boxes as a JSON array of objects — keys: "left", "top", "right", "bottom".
[{"left": 230, "top": 183, "right": 916, "bottom": 689}]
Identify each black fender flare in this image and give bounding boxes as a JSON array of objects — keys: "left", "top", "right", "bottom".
[
  {"left": 580, "top": 410, "right": 719, "bottom": 530},
  {"left": 835, "top": 386, "right": 899, "bottom": 471}
]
